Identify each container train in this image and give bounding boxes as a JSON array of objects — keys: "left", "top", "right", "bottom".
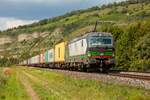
[{"left": 20, "top": 32, "right": 115, "bottom": 72}]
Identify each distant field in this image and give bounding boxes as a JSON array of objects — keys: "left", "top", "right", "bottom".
[{"left": 0, "top": 66, "right": 150, "bottom": 100}]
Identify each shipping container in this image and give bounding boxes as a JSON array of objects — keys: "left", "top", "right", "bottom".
[
  {"left": 31, "top": 56, "right": 35, "bottom": 64},
  {"left": 45, "top": 49, "right": 54, "bottom": 63},
  {"left": 55, "top": 42, "right": 66, "bottom": 62},
  {"left": 68, "top": 38, "right": 87, "bottom": 57},
  {"left": 40, "top": 53, "right": 45, "bottom": 63},
  {"left": 40, "top": 49, "right": 46, "bottom": 64},
  {"left": 45, "top": 50, "right": 49, "bottom": 63},
  {"left": 34, "top": 55, "right": 40, "bottom": 64}
]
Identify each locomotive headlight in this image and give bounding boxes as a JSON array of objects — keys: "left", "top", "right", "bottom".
[
  {"left": 87, "top": 52, "right": 91, "bottom": 57},
  {"left": 100, "top": 53, "right": 104, "bottom": 56},
  {"left": 112, "top": 53, "right": 115, "bottom": 57}
]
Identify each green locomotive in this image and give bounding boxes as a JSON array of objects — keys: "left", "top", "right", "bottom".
[{"left": 67, "top": 32, "right": 115, "bottom": 72}]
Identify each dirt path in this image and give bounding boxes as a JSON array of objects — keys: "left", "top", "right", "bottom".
[
  {"left": 18, "top": 72, "right": 39, "bottom": 100},
  {"left": 22, "top": 70, "right": 69, "bottom": 100}
]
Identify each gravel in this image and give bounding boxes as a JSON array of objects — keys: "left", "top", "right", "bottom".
[{"left": 49, "top": 69, "right": 150, "bottom": 90}]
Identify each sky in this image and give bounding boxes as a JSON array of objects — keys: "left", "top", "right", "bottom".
[{"left": 0, "top": 0, "right": 126, "bottom": 30}]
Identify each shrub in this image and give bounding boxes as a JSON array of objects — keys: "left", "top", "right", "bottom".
[{"left": 0, "top": 74, "right": 7, "bottom": 87}]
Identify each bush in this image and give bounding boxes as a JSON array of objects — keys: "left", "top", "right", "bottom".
[
  {"left": 0, "top": 74, "right": 7, "bottom": 87},
  {"left": 0, "top": 58, "right": 18, "bottom": 67},
  {"left": 100, "top": 20, "right": 150, "bottom": 71}
]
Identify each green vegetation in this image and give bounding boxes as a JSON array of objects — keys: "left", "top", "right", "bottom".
[
  {"left": 0, "top": 68, "right": 7, "bottom": 88},
  {"left": 0, "top": 68, "right": 29, "bottom": 100},
  {"left": 101, "top": 20, "right": 150, "bottom": 71},
  {"left": 17, "top": 67, "right": 150, "bottom": 99},
  {"left": 0, "top": 66, "right": 150, "bottom": 100},
  {"left": 0, "top": 58, "right": 18, "bottom": 67},
  {"left": 0, "top": 0, "right": 150, "bottom": 71}
]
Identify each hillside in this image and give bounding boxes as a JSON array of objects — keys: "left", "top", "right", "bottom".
[{"left": 0, "top": 0, "right": 150, "bottom": 71}]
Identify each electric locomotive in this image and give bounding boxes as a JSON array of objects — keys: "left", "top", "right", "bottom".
[{"left": 67, "top": 32, "right": 115, "bottom": 72}]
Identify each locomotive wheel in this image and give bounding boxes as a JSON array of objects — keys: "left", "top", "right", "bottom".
[
  {"left": 86, "top": 64, "right": 91, "bottom": 72},
  {"left": 80, "top": 64, "right": 85, "bottom": 72},
  {"left": 102, "top": 66, "right": 109, "bottom": 73},
  {"left": 81, "top": 64, "right": 87, "bottom": 72}
]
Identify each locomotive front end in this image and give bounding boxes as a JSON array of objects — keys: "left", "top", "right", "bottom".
[{"left": 87, "top": 32, "right": 115, "bottom": 71}]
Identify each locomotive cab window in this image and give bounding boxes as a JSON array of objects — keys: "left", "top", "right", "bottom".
[{"left": 89, "top": 36, "right": 112, "bottom": 47}]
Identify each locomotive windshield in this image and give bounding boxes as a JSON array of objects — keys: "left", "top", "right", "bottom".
[{"left": 89, "top": 36, "right": 112, "bottom": 47}]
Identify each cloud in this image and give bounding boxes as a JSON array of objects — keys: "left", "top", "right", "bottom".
[
  {"left": 0, "top": 0, "right": 126, "bottom": 20},
  {"left": 0, "top": 17, "right": 37, "bottom": 30},
  {"left": 6, "top": 0, "right": 125, "bottom": 4},
  {"left": 0, "top": 0, "right": 126, "bottom": 30}
]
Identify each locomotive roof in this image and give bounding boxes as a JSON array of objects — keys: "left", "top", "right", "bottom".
[
  {"left": 69, "top": 32, "right": 112, "bottom": 43},
  {"left": 86, "top": 32, "right": 112, "bottom": 37}
]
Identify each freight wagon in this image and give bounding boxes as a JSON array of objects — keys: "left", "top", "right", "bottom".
[
  {"left": 20, "top": 32, "right": 115, "bottom": 72},
  {"left": 45, "top": 49, "right": 54, "bottom": 63},
  {"left": 44, "top": 49, "right": 55, "bottom": 68}
]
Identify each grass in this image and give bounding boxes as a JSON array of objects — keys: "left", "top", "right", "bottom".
[
  {"left": 0, "top": 66, "right": 150, "bottom": 100},
  {"left": 20, "top": 67, "right": 150, "bottom": 100},
  {"left": 0, "top": 68, "right": 6, "bottom": 88},
  {"left": 100, "top": 13, "right": 127, "bottom": 21},
  {"left": 0, "top": 67, "right": 29, "bottom": 100}
]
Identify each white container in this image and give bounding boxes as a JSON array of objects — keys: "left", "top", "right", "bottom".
[
  {"left": 34, "top": 55, "right": 40, "bottom": 64},
  {"left": 68, "top": 38, "right": 87, "bottom": 57},
  {"left": 28, "top": 58, "right": 31, "bottom": 65},
  {"left": 31, "top": 57, "right": 34, "bottom": 64},
  {"left": 47, "top": 49, "right": 54, "bottom": 63}
]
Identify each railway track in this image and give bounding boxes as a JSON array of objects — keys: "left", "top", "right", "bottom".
[
  {"left": 109, "top": 73, "right": 150, "bottom": 81},
  {"left": 36, "top": 66, "right": 150, "bottom": 81},
  {"left": 28, "top": 67, "right": 150, "bottom": 89}
]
